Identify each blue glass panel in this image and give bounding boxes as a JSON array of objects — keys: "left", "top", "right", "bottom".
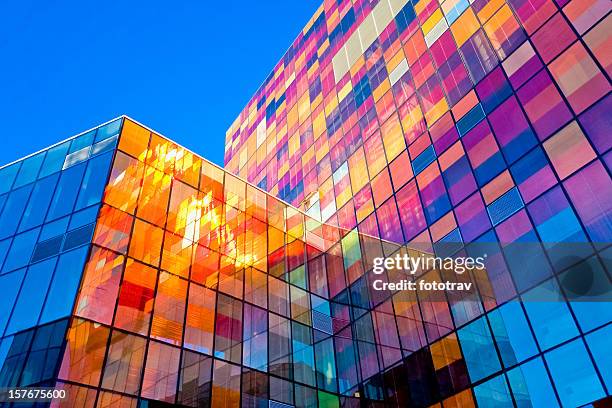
[
  {"left": 562, "top": 256, "right": 612, "bottom": 332},
  {"left": 5, "top": 258, "right": 57, "bottom": 335},
  {"left": 457, "top": 104, "right": 486, "bottom": 136},
  {"left": 507, "top": 358, "right": 559, "bottom": 408},
  {"left": 1, "top": 228, "right": 40, "bottom": 273},
  {"left": 586, "top": 325, "right": 612, "bottom": 391},
  {"left": 488, "top": 187, "right": 524, "bottom": 226},
  {"left": 522, "top": 279, "right": 579, "bottom": 350},
  {"left": 0, "top": 163, "right": 20, "bottom": 195},
  {"left": 474, "top": 374, "right": 513, "bottom": 407},
  {"left": 40, "top": 246, "right": 88, "bottom": 324},
  {"left": 13, "top": 153, "right": 45, "bottom": 189},
  {"left": 94, "top": 118, "right": 122, "bottom": 142},
  {"left": 412, "top": 146, "right": 437, "bottom": 176},
  {"left": 38, "top": 217, "right": 69, "bottom": 241},
  {"left": 0, "top": 238, "right": 11, "bottom": 272},
  {"left": 18, "top": 174, "right": 59, "bottom": 232},
  {"left": 488, "top": 301, "right": 537, "bottom": 366},
  {"left": 458, "top": 316, "right": 501, "bottom": 382},
  {"left": 39, "top": 141, "right": 70, "bottom": 178},
  {"left": 74, "top": 151, "right": 113, "bottom": 211},
  {"left": 0, "top": 336, "right": 12, "bottom": 371},
  {"left": 0, "top": 270, "right": 26, "bottom": 335},
  {"left": 69, "top": 205, "right": 99, "bottom": 230},
  {"left": 69, "top": 130, "right": 95, "bottom": 153},
  {"left": 545, "top": 339, "right": 605, "bottom": 407},
  {"left": 45, "top": 162, "right": 86, "bottom": 222},
  {"left": 0, "top": 184, "right": 33, "bottom": 240}
]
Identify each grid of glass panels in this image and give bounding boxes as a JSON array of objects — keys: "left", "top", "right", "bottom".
[
  {"left": 0, "top": 119, "right": 122, "bottom": 393},
  {"left": 223, "top": 0, "right": 612, "bottom": 405},
  {"left": 14, "top": 120, "right": 601, "bottom": 407}
]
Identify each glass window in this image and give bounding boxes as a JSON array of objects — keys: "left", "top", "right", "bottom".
[
  {"left": 93, "top": 205, "right": 133, "bottom": 255},
  {"left": 457, "top": 316, "right": 501, "bottom": 382},
  {"left": 40, "top": 246, "right": 88, "bottom": 324},
  {"left": 545, "top": 338, "right": 605, "bottom": 407},
  {"left": 46, "top": 162, "right": 86, "bottom": 221},
  {"left": 18, "top": 174, "right": 59, "bottom": 232},
  {"left": 0, "top": 184, "right": 34, "bottom": 240},
  {"left": 141, "top": 340, "right": 181, "bottom": 402},
  {"left": 269, "top": 313, "right": 291, "bottom": 380},
  {"left": 20, "top": 319, "right": 68, "bottom": 385},
  {"left": 487, "top": 301, "right": 537, "bottom": 366},
  {"left": 114, "top": 258, "right": 157, "bottom": 335},
  {"left": 0, "top": 162, "right": 20, "bottom": 195},
  {"left": 128, "top": 219, "right": 163, "bottom": 266},
  {"left": 242, "top": 304, "right": 267, "bottom": 371},
  {"left": 184, "top": 283, "right": 215, "bottom": 355},
  {"left": 74, "top": 151, "right": 113, "bottom": 211},
  {"left": 13, "top": 153, "right": 45, "bottom": 189},
  {"left": 6, "top": 258, "right": 57, "bottom": 335},
  {"left": 68, "top": 205, "right": 99, "bottom": 230},
  {"left": 474, "top": 374, "right": 513, "bottom": 407},
  {"left": 211, "top": 359, "right": 241, "bottom": 407},
  {"left": 214, "top": 293, "right": 242, "bottom": 363},
  {"left": 507, "top": 357, "right": 559, "bottom": 407},
  {"left": 522, "top": 279, "right": 579, "bottom": 350},
  {"left": 178, "top": 351, "right": 212, "bottom": 407},
  {"left": 2, "top": 228, "right": 39, "bottom": 273},
  {"left": 95, "top": 118, "right": 122, "bottom": 142},
  {"left": 586, "top": 325, "right": 612, "bottom": 391},
  {"left": 39, "top": 142, "right": 70, "bottom": 178},
  {"left": 103, "top": 152, "right": 143, "bottom": 214},
  {"left": 58, "top": 318, "right": 110, "bottom": 386},
  {"left": 292, "top": 321, "right": 316, "bottom": 386},
  {"left": 101, "top": 331, "right": 146, "bottom": 395},
  {"left": 150, "top": 272, "right": 188, "bottom": 346},
  {"left": 0, "top": 269, "right": 26, "bottom": 335},
  {"left": 74, "top": 246, "right": 124, "bottom": 325}
]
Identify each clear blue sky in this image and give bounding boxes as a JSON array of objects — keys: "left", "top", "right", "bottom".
[{"left": 0, "top": 0, "right": 320, "bottom": 166}]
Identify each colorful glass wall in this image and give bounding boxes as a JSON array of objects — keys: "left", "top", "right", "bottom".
[
  {"left": 1, "top": 118, "right": 609, "bottom": 407},
  {"left": 223, "top": 0, "right": 612, "bottom": 405}
]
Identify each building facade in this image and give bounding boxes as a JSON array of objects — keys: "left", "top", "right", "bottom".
[{"left": 223, "top": 0, "right": 612, "bottom": 406}]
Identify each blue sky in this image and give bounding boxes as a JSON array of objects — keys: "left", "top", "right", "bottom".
[{"left": 0, "top": 0, "right": 320, "bottom": 166}]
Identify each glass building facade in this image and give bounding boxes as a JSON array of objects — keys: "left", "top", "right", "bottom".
[
  {"left": 0, "top": 112, "right": 609, "bottom": 408},
  {"left": 222, "top": 0, "right": 612, "bottom": 406}
]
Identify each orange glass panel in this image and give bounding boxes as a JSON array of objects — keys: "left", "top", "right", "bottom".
[
  {"left": 150, "top": 271, "right": 188, "bottom": 345},
  {"left": 137, "top": 165, "right": 171, "bottom": 227},
  {"left": 218, "top": 255, "right": 244, "bottom": 299},
  {"left": 50, "top": 382, "right": 97, "bottom": 408},
  {"left": 119, "top": 119, "right": 150, "bottom": 161},
  {"left": 245, "top": 184, "right": 267, "bottom": 222},
  {"left": 75, "top": 246, "right": 124, "bottom": 325},
  {"left": 147, "top": 133, "right": 179, "bottom": 175},
  {"left": 96, "top": 392, "right": 138, "bottom": 408},
  {"left": 161, "top": 231, "right": 193, "bottom": 278},
  {"left": 224, "top": 173, "right": 246, "bottom": 211},
  {"left": 129, "top": 219, "right": 164, "bottom": 267},
  {"left": 114, "top": 258, "right": 157, "bottom": 335},
  {"left": 101, "top": 331, "right": 146, "bottom": 395},
  {"left": 191, "top": 244, "right": 220, "bottom": 288},
  {"left": 174, "top": 148, "right": 201, "bottom": 188},
  {"left": 184, "top": 283, "right": 216, "bottom": 354},
  {"left": 141, "top": 341, "right": 181, "bottom": 402},
  {"left": 167, "top": 180, "right": 199, "bottom": 239},
  {"left": 104, "top": 151, "right": 144, "bottom": 214},
  {"left": 58, "top": 319, "right": 110, "bottom": 386},
  {"left": 200, "top": 161, "right": 225, "bottom": 202},
  {"left": 93, "top": 204, "right": 133, "bottom": 254}
]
